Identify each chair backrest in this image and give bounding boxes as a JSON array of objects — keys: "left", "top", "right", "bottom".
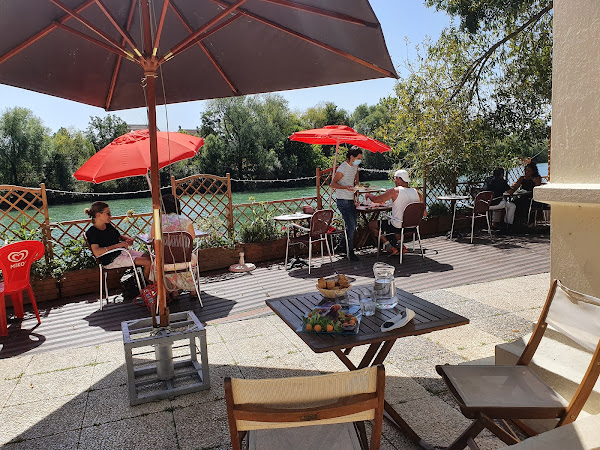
[
  {"left": 518, "top": 279, "right": 600, "bottom": 426},
  {"left": 310, "top": 209, "right": 334, "bottom": 238},
  {"left": 163, "top": 231, "right": 194, "bottom": 264},
  {"left": 0, "top": 240, "right": 45, "bottom": 292},
  {"left": 225, "top": 365, "right": 385, "bottom": 450},
  {"left": 401, "top": 202, "right": 426, "bottom": 228},
  {"left": 473, "top": 190, "right": 494, "bottom": 215},
  {"left": 83, "top": 233, "right": 102, "bottom": 266}
]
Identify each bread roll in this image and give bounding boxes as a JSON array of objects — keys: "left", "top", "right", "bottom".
[
  {"left": 326, "top": 280, "right": 336, "bottom": 289},
  {"left": 317, "top": 278, "right": 327, "bottom": 288}
]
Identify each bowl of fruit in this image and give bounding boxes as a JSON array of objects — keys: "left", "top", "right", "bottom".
[
  {"left": 316, "top": 274, "right": 351, "bottom": 298},
  {"left": 302, "top": 303, "right": 360, "bottom": 334}
]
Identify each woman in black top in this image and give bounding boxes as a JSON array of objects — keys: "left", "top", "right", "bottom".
[
  {"left": 85, "top": 202, "right": 151, "bottom": 281},
  {"left": 507, "top": 163, "right": 543, "bottom": 224}
]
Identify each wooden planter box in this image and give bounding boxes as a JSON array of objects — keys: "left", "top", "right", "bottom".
[
  {"left": 243, "top": 237, "right": 291, "bottom": 263},
  {"left": 29, "top": 277, "right": 60, "bottom": 303},
  {"left": 197, "top": 244, "right": 244, "bottom": 272},
  {"left": 59, "top": 267, "right": 123, "bottom": 299},
  {"left": 419, "top": 217, "right": 439, "bottom": 237}
]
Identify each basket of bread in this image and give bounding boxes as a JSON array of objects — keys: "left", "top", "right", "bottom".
[{"left": 316, "top": 274, "right": 351, "bottom": 298}]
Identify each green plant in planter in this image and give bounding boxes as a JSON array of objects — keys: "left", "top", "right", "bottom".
[
  {"left": 194, "top": 214, "right": 235, "bottom": 249},
  {"left": 57, "top": 238, "right": 97, "bottom": 273},
  {"left": 239, "top": 201, "right": 283, "bottom": 243},
  {"left": 426, "top": 201, "right": 451, "bottom": 217}
]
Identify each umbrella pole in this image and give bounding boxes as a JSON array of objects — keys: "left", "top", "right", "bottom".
[
  {"left": 142, "top": 1, "right": 168, "bottom": 328},
  {"left": 330, "top": 140, "right": 340, "bottom": 208}
]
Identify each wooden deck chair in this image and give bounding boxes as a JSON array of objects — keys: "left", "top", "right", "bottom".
[
  {"left": 225, "top": 365, "right": 385, "bottom": 450},
  {"left": 436, "top": 279, "right": 600, "bottom": 449}
]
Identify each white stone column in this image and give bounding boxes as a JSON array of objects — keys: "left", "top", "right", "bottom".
[{"left": 535, "top": 0, "right": 600, "bottom": 296}]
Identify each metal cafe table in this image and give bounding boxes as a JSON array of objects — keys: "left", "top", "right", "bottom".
[{"left": 266, "top": 289, "right": 468, "bottom": 449}]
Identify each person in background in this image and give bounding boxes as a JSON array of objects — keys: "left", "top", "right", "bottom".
[
  {"left": 151, "top": 194, "right": 198, "bottom": 298},
  {"left": 485, "top": 167, "right": 516, "bottom": 229},
  {"left": 330, "top": 146, "right": 363, "bottom": 261},
  {"left": 507, "top": 162, "right": 542, "bottom": 224},
  {"left": 85, "top": 201, "right": 151, "bottom": 281},
  {"left": 366, "top": 169, "right": 424, "bottom": 255}
]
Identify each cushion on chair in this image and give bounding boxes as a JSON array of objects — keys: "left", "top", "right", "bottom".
[
  {"left": 248, "top": 422, "right": 361, "bottom": 450},
  {"left": 438, "top": 365, "right": 567, "bottom": 417},
  {"left": 163, "top": 262, "right": 195, "bottom": 272}
]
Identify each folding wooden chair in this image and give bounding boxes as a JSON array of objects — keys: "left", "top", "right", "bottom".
[
  {"left": 436, "top": 279, "right": 600, "bottom": 449},
  {"left": 225, "top": 365, "right": 385, "bottom": 450}
]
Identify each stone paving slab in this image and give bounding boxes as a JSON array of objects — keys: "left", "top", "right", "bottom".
[{"left": 0, "top": 273, "right": 560, "bottom": 449}]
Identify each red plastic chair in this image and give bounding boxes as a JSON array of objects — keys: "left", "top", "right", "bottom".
[{"left": 0, "top": 240, "right": 44, "bottom": 336}]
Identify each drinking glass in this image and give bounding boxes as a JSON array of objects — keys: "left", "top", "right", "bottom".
[{"left": 360, "top": 294, "right": 376, "bottom": 316}]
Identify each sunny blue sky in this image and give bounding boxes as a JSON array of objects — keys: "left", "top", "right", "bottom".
[{"left": 0, "top": 1, "right": 451, "bottom": 133}]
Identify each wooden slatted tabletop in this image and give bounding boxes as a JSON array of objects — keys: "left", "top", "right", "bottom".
[{"left": 266, "top": 287, "right": 469, "bottom": 354}]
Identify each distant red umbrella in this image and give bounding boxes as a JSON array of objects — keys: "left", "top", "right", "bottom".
[
  {"left": 74, "top": 130, "right": 203, "bottom": 184},
  {"left": 289, "top": 125, "right": 390, "bottom": 174}
]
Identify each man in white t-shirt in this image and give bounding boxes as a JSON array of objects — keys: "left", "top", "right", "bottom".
[{"left": 365, "top": 169, "right": 424, "bottom": 255}]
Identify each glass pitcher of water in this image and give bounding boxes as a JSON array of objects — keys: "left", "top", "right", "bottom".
[{"left": 372, "top": 262, "right": 397, "bottom": 309}]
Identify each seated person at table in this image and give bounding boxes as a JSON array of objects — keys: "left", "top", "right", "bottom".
[
  {"left": 366, "top": 169, "right": 423, "bottom": 255},
  {"left": 85, "top": 201, "right": 151, "bottom": 281},
  {"left": 150, "top": 194, "right": 198, "bottom": 298},
  {"left": 507, "top": 162, "right": 542, "bottom": 223},
  {"left": 484, "top": 167, "right": 516, "bottom": 228}
]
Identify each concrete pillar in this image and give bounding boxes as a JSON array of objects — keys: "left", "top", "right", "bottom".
[{"left": 535, "top": 0, "right": 600, "bottom": 296}]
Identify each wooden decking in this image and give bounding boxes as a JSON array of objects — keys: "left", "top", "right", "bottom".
[{"left": 0, "top": 232, "right": 550, "bottom": 358}]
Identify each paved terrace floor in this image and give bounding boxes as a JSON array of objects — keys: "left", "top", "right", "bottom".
[
  {"left": 0, "top": 272, "right": 553, "bottom": 449},
  {"left": 0, "top": 232, "right": 550, "bottom": 358}
]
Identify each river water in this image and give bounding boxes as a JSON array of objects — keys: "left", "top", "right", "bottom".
[{"left": 28, "top": 161, "right": 550, "bottom": 223}]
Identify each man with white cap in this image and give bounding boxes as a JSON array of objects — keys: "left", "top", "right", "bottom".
[{"left": 365, "top": 169, "right": 423, "bottom": 255}]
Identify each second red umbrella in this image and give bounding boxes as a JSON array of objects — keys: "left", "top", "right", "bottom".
[{"left": 74, "top": 130, "right": 204, "bottom": 184}]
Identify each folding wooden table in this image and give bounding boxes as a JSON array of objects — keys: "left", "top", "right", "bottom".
[{"left": 266, "top": 288, "right": 469, "bottom": 449}]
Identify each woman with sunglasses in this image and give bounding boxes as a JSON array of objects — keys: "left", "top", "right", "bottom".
[{"left": 84, "top": 201, "right": 151, "bottom": 281}]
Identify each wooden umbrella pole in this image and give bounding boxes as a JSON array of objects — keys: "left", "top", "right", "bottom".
[{"left": 141, "top": 0, "right": 168, "bottom": 327}]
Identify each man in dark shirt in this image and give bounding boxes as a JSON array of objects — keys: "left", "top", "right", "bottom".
[{"left": 485, "top": 167, "right": 516, "bottom": 227}]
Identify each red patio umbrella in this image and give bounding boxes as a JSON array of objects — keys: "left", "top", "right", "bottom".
[
  {"left": 0, "top": 1, "right": 397, "bottom": 327},
  {"left": 74, "top": 130, "right": 203, "bottom": 184},
  {"left": 289, "top": 125, "right": 390, "bottom": 175}
]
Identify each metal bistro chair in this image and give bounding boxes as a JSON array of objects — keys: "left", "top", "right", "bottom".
[
  {"left": 436, "top": 280, "right": 600, "bottom": 449},
  {"left": 85, "top": 236, "right": 145, "bottom": 310},
  {"left": 456, "top": 190, "right": 493, "bottom": 243},
  {"left": 285, "top": 209, "right": 334, "bottom": 274},
  {"left": 161, "top": 231, "right": 202, "bottom": 307},
  {"left": 377, "top": 202, "right": 426, "bottom": 264},
  {"left": 0, "top": 240, "right": 44, "bottom": 336},
  {"left": 225, "top": 365, "right": 385, "bottom": 450},
  {"left": 327, "top": 217, "right": 350, "bottom": 262},
  {"left": 528, "top": 198, "right": 551, "bottom": 227}
]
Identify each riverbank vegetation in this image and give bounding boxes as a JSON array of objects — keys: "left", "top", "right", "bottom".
[{"left": 0, "top": 1, "right": 551, "bottom": 204}]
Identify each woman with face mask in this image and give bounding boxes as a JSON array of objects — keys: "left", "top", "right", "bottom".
[{"left": 330, "top": 146, "right": 363, "bottom": 261}]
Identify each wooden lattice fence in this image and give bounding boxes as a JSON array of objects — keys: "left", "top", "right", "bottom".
[
  {"left": 0, "top": 184, "right": 52, "bottom": 258},
  {"left": 171, "top": 174, "right": 233, "bottom": 238},
  {"left": 233, "top": 197, "right": 318, "bottom": 233},
  {"left": 50, "top": 213, "right": 153, "bottom": 255}
]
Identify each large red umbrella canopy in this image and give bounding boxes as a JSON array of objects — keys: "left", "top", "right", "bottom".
[
  {"left": 74, "top": 130, "right": 203, "bottom": 183},
  {"left": 289, "top": 125, "right": 391, "bottom": 153},
  {"left": 0, "top": 0, "right": 397, "bottom": 327}
]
